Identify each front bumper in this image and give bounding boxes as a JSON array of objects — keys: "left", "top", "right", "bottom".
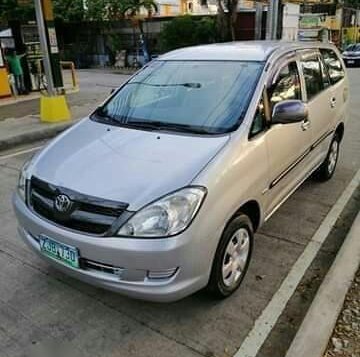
[{"left": 13, "top": 193, "right": 211, "bottom": 302}]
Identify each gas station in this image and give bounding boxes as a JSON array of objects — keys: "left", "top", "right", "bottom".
[
  {"left": 0, "top": 42, "right": 12, "bottom": 98},
  {"left": 0, "top": 0, "right": 71, "bottom": 122}
]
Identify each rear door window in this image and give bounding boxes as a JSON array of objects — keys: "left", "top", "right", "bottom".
[
  {"left": 320, "top": 49, "right": 345, "bottom": 85},
  {"left": 300, "top": 55, "right": 324, "bottom": 101}
]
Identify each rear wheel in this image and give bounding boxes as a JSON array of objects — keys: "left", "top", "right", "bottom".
[
  {"left": 314, "top": 134, "right": 340, "bottom": 181},
  {"left": 207, "top": 214, "right": 253, "bottom": 298}
]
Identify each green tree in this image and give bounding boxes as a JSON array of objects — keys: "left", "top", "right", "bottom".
[
  {"left": 344, "top": 0, "right": 360, "bottom": 8},
  {"left": 119, "top": 0, "right": 158, "bottom": 59},
  {"left": 160, "top": 15, "right": 217, "bottom": 52},
  {"left": 53, "top": 0, "right": 86, "bottom": 21},
  {"left": 121, "top": 0, "right": 158, "bottom": 18},
  {"left": 85, "top": 0, "right": 108, "bottom": 21},
  {"left": 121, "top": 0, "right": 158, "bottom": 35},
  {"left": 0, "top": 0, "right": 34, "bottom": 22}
]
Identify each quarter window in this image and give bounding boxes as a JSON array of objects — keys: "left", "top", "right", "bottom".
[
  {"left": 320, "top": 49, "right": 345, "bottom": 85},
  {"left": 250, "top": 101, "right": 267, "bottom": 137},
  {"left": 301, "top": 55, "right": 324, "bottom": 101}
]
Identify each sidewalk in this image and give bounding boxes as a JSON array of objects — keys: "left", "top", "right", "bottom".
[
  {"left": 324, "top": 268, "right": 360, "bottom": 356},
  {"left": 0, "top": 92, "right": 108, "bottom": 152},
  {"left": 0, "top": 105, "right": 91, "bottom": 152},
  {"left": 0, "top": 95, "right": 100, "bottom": 151},
  {"left": 286, "top": 210, "right": 360, "bottom": 357},
  {"left": 0, "top": 92, "right": 40, "bottom": 108},
  {"left": 0, "top": 70, "right": 132, "bottom": 151}
]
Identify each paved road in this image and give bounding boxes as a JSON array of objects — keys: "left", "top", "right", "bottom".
[
  {"left": 0, "top": 70, "right": 359, "bottom": 357},
  {"left": 0, "top": 70, "right": 130, "bottom": 120}
]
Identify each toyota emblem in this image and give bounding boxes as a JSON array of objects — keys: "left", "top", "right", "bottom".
[{"left": 54, "top": 194, "right": 72, "bottom": 213}]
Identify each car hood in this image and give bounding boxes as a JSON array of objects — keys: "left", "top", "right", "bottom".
[
  {"left": 31, "top": 119, "right": 229, "bottom": 210},
  {"left": 343, "top": 51, "right": 360, "bottom": 57}
]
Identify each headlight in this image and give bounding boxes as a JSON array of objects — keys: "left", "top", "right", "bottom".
[
  {"left": 117, "top": 187, "right": 207, "bottom": 237},
  {"left": 18, "top": 160, "right": 31, "bottom": 202}
]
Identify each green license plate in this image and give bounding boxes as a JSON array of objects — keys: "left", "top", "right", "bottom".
[{"left": 39, "top": 235, "right": 79, "bottom": 268}]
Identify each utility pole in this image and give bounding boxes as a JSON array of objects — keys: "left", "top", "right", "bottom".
[
  {"left": 266, "top": 0, "right": 274, "bottom": 40},
  {"left": 34, "top": 0, "right": 55, "bottom": 96},
  {"left": 255, "top": 2, "right": 264, "bottom": 40},
  {"left": 272, "top": 0, "right": 280, "bottom": 40},
  {"left": 266, "top": 0, "right": 280, "bottom": 40},
  {"left": 33, "top": 0, "right": 70, "bottom": 122}
]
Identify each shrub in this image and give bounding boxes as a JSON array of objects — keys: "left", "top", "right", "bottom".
[{"left": 160, "top": 15, "right": 217, "bottom": 52}]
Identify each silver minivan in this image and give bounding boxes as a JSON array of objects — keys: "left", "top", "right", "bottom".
[{"left": 13, "top": 41, "right": 348, "bottom": 302}]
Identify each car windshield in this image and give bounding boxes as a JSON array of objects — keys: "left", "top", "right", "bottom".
[
  {"left": 346, "top": 44, "right": 360, "bottom": 51},
  {"left": 94, "top": 60, "right": 263, "bottom": 134}
]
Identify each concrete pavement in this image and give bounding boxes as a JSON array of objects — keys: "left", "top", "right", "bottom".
[
  {"left": 0, "top": 69, "right": 359, "bottom": 357},
  {"left": 0, "top": 70, "right": 130, "bottom": 151},
  {"left": 285, "top": 211, "right": 360, "bottom": 357}
]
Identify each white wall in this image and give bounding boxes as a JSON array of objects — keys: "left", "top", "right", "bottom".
[{"left": 282, "top": 3, "right": 300, "bottom": 41}]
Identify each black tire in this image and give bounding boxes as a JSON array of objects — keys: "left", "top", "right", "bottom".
[
  {"left": 207, "top": 214, "right": 254, "bottom": 299},
  {"left": 314, "top": 133, "right": 340, "bottom": 182}
]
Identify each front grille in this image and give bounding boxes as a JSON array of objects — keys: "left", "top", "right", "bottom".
[{"left": 29, "top": 176, "right": 128, "bottom": 235}]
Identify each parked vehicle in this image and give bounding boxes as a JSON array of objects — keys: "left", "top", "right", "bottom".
[
  {"left": 13, "top": 41, "right": 348, "bottom": 302},
  {"left": 342, "top": 43, "right": 360, "bottom": 67}
]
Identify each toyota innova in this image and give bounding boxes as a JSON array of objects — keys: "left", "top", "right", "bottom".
[{"left": 13, "top": 41, "right": 348, "bottom": 302}]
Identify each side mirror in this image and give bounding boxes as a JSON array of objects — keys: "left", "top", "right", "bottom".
[
  {"left": 272, "top": 100, "right": 308, "bottom": 125},
  {"left": 110, "top": 88, "right": 116, "bottom": 94}
]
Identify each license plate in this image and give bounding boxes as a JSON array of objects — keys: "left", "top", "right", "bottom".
[
  {"left": 39, "top": 236, "right": 79, "bottom": 268},
  {"left": 348, "top": 60, "right": 355, "bottom": 64}
]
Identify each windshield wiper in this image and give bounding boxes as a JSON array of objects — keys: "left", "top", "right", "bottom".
[
  {"left": 128, "top": 82, "right": 202, "bottom": 89},
  {"left": 127, "top": 120, "right": 214, "bottom": 134},
  {"left": 93, "top": 110, "right": 216, "bottom": 134}
]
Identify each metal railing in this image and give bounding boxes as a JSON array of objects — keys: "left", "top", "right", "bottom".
[{"left": 60, "top": 61, "right": 79, "bottom": 92}]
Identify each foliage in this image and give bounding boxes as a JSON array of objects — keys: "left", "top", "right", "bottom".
[
  {"left": 0, "top": 0, "right": 35, "bottom": 22},
  {"left": 53, "top": 0, "right": 86, "bottom": 22},
  {"left": 0, "top": 0, "right": 160, "bottom": 23},
  {"left": 344, "top": 0, "right": 360, "bottom": 8},
  {"left": 108, "top": 33, "right": 124, "bottom": 51},
  {"left": 160, "top": 15, "right": 217, "bottom": 52},
  {"left": 121, "top": 0, "right": 158, "bottom": 17},
  {"left": 85, "top": 0, "right": 108, "bottom": 21}
]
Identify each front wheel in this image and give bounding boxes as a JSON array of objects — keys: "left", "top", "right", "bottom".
[
  {"left": 207, "top": 214, "right": 253, "bottom": 299},
  {"left": 314, "top": 134, "right": 340, "bottom": 181}
]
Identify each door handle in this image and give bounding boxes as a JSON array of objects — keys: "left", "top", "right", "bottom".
[
  {"left": 301, "top": 120, "right": 310, "bottom": 131},
  {"left": 330, "top": 97, "right": 336, "bottom": 108}
]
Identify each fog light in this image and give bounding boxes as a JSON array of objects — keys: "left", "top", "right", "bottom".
[{"left": 147, "top": 268, "right": 178, "bottom": 280}]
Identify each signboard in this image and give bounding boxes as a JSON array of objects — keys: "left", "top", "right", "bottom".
[
  {"left": 298, "top": 29, "right": 321, "bottom": 40},
  {"left": 48, "top": 27, "right": 59, "bottom": 54},
  {"left": 299, "top": 16, "right": 321, "bottom": 29},
  {"left": 0, "top": 49, "right": 4, "bottom": 67},
  {"left": 17, "top": 0, "right": 31, "bottom": 5}
]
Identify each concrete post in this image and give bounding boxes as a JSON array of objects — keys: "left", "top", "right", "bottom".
[
  {"left": 34, "top": 0, "right": 55, "bottom": 96},
  {"left": 255, "top": 3, "right": 263, "bottom": 40},
  {"left": 272, "top": 0, "right": 280, "bottom": 39},
  {"left": 266, "top": 0, "right": 274, "bottom": 40},
  {"left": 266, "top": 0, "right": 280, "bottom": 40}
]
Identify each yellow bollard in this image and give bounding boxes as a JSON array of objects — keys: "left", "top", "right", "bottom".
[{"left": 40, "top": 95, "right": 71, "bottom": 123}]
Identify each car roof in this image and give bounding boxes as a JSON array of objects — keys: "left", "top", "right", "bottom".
[{"left": 159, "top": 41, "right": 337, "bottom": 62}]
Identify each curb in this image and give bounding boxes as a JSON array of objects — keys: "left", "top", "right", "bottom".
[
  {"left": 0, "top": 121, "right": 74, "bottom": 152},
  {"left": 285, "top": 211, "right": 360, "bottom": 357}
]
